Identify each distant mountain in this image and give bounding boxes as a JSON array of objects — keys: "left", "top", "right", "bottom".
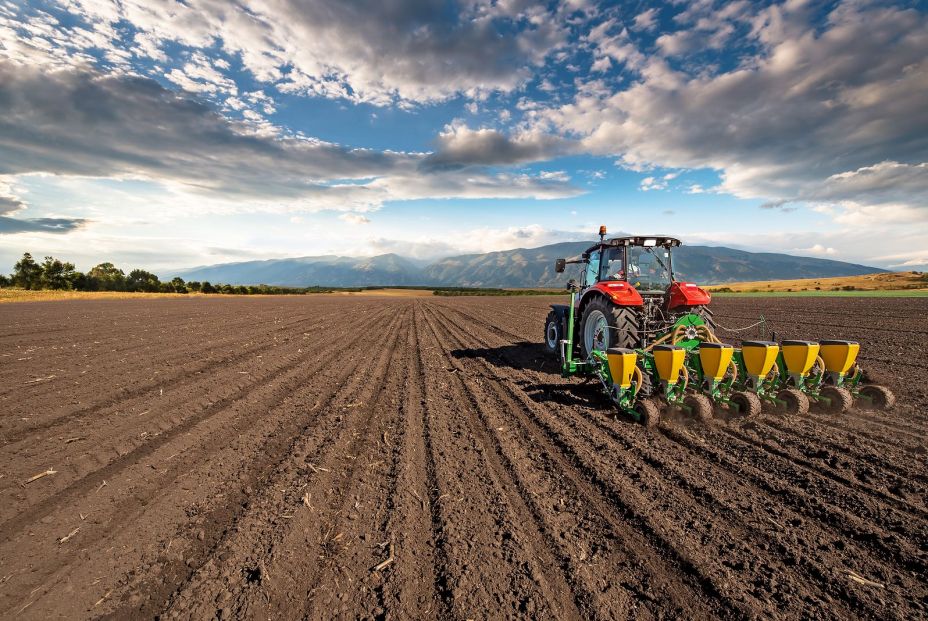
[
  {"left": 173, "top": 242, "right": 886, "bottom": 287},
  {"left": 174, "top": 253, "right": 423, "bottom": 287}
]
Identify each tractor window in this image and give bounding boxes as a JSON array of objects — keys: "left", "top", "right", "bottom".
[
  {"left": 598, "top": 246, "right": 625, "bottom": 281},
  {"left": 583, "top": 250, "right": 600, "bottom": 287},
  {"left": 627, "top": 246, "right": 673, "bottom": 293}
]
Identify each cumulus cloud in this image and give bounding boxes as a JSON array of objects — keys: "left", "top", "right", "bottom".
[
  {"left": 633, "top": 8, "right": 659, "bottom": 31},
  {"left": 0, "top": 62, "right": 579, "bottom": 214},
  {"left": 544, "top": 1, "right": 928, "bottom": 222},
  {"left": 47, "top": 0, "right": 567, "bottom": 106},
  {"left": 795, "top": 244, "right": 837, "bottom": 256},
  {"left": 339, "top": 213, "right": 371, "bottom": 225},
  {"left": 422, "top": 123, "right": 576, "bottom": 170}
]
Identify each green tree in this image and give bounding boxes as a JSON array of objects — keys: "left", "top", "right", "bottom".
[
  {"left": 40, "top": 256, "right": 77, "bottom": 290},
  {"left": 186, "top": 281, "right": 202, "bottom": 292},
  {"left": 12, "top": 253, "right": 42, "bottom": 289},
  {"left": 0, "top": 274, "right": 10, "bottom": 287},
  {"left": 200, "top": 281, "right": 216, "bottom": 294},
  {"left": 88, "top": 262, "right": 126, "bottom": 291},
  {"left": 126, "top": 269, "right": 161, "bottom": 292},
  {"left": 169, "top": 277, "right": 188, "bottom": 293}
]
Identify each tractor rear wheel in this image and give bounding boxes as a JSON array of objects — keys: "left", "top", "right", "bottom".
[
  {"left": 818, "top": 385, "right": 853, "bottom": 414},
  {"left": 858, "top": 385, "right": 896, "bottom": 410},
  {"left": 777, "top": 387, "right": 810, "bottom": 415},
  {"left": 634, "top": 398, "right": 661, "bottom": 428},
  {"left": 544, "top": 311, "right": 562, "bottom": 355},
  {"left": 730, "top": 391, "right": 762, "bottom": 418},
  {"left": 683, "top": 393, "right": 715, "bottom": 423},
  {"left": 579, "top": 298, "right": 640, "bottom": 358}
]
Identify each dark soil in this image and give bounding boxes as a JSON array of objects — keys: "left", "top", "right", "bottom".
[{"left": 0, "top": 294, "right": 924, "bottom": 619}]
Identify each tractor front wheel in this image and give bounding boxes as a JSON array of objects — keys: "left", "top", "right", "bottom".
[{"left": 544, "top": 311, "right": 562, "bottom": 355}]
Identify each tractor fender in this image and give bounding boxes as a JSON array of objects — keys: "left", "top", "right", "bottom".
[
  {"left": 579, "top": 282, "right": 643, "bottom": 313},
  {"left": 667, "top": 281, "right": 711, "bottom": 310},
  {"left": 549, "top": 304, "right": 569, "bottom": 320}
]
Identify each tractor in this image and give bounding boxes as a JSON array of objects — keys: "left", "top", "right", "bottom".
[
  {"left": 543, "top": 226, "right": 896, "bottom": 426},
  {"left": 544, "top": 227, "right": 713, "bottom": 358}
]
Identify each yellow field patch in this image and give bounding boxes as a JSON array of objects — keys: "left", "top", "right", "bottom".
[{"left": 706, "top": 271, "right": 927, "bottom": 292}]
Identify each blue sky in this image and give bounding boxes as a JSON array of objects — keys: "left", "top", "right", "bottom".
[{"left": 1, "top": 0, "right": 926, "bottom": 273}]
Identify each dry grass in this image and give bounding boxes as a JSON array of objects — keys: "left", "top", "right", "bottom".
[
  {"left": 706, "top": 271, "right": 928, "bottom": 293},
  {"left": 0, "top": 289, "right": 201, "bottom": 304}
]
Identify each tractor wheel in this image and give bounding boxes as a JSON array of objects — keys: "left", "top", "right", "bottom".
[
  {"left": 858, "top": 385, "right": 896, "bottom": 410},
  {"left": 579, "top": 298, "right": 640, "bottom": 358},
  {"left": 818, "top": 385, "right": 853, "bottom": 414},
  {"left": 634, "top": 398, "right": 661, "bottom": 428},
  {"left": 730, "top": 391, "right": 762, "bottom": 418},
  {"left": 683, "top": 393, "right": 715, "bottom": 423},
  {"left": 777, "top": 387, "right": 810, "bottom": 415},
  {"left": 544, "top": 310, "right": 562, "bottom": 355}
]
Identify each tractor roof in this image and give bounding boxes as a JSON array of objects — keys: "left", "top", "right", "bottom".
[
  {"left": 581, "top": 235, "right": 681, "bottom": 258},
  {"left": 607, "top": 235, "right": 681, "bottom": 247}
]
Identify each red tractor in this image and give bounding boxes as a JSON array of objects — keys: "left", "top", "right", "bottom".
[{"left": 544, "top": 227, "right": 715, "bottom": 361}]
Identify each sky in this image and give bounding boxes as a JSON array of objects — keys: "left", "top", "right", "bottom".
[{"left": 0, "top": 0, "right": 926, "bottom": 274}]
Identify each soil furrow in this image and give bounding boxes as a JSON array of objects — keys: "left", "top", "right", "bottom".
[
  {"left": 417, "top": 303, "right": 586, "bottom": 619},
  {"left": 1, "top": 306, "right": 397, "bottom": 617}
]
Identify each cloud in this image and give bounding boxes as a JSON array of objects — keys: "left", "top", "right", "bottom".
[
  {"left": 50, "top": 0, "right": 568, "bottom": 106},
  {"left": 794, "top": 244, "right": 837, "bottom": 256},
  {"left": 422, "top": 123, "right": 575, "bottom": 170},
  {"left": 0, "top": 62, "right": 579, "bottom": 214},
  {"left": 544, "top": 1, "right": 928, "bottom": 221},
  {"left": 0, "top": 216, "right": 89, "bottom": 234},
  {"left": 339, "top": 213, "right": 371, "bottom": 225},
  {"left": 0, "top": 62, "right": 418, "bottom": 193},
  {"left": 639, "top": 172, "right": 677, "bottom": 191},
  {"left": 0, "top": 177, "right": 88, "bottom": 234},
  {"left": 633, "top": 8, "right": 659, "bottom": 31}
]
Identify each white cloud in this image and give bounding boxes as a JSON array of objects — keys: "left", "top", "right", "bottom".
[
  {"left": 339, "top": 213, "right": 371, "bottom": 225},
  {"left": 795, "top": 244, "right": 837, "bottom": 256},
  {"left": 633, "top": 8, "right": 659, "bottom": 31},
  {"left": 0, "top": 62, "right": 581, "bottom": 232},
  {"left": 545, "top": 1, "right": 928, "bottom": 224},
  {"left": 53, "top": 0, "right": 569, "bottom": 106},
  {"left": 423, "top": 122, "right": 576, "bottom": 169}
]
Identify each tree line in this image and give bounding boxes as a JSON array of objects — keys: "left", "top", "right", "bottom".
[{"left": 0, "top": 253, "right": 325, "bottom": 295}]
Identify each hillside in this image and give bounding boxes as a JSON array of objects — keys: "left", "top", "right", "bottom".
[
  {"left": 174, "top": 241, "right": 886, "bottom": 287},
  {"left": 174, "top": 253, "right": 423, "bottom": 287}
]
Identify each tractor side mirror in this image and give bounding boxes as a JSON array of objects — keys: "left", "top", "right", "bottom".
[
  {"left": 566, "top": 279, "right": 579, "bottom": 292},
  {"left": 555, "top": 258, "right": 566, "bottom": 273}
]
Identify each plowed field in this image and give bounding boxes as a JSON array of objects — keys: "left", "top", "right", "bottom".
[{"left": 1, "top": 295, "right": 925, "bottom": 619}]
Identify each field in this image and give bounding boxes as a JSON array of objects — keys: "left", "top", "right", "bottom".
[
  {"left": 706, "top": 271, "right": 928, "bottom": 293},
  {"left": 1, "top": 295, "right": 925, "bottom": 619}
]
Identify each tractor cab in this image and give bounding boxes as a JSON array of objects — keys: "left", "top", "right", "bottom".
[{"left": 579, "top": 235, "right": 679, "bottom": 296}]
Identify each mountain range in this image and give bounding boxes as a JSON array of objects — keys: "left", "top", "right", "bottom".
[{"left": 173, "top": 241, "right": 885, "bottom": 288}]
